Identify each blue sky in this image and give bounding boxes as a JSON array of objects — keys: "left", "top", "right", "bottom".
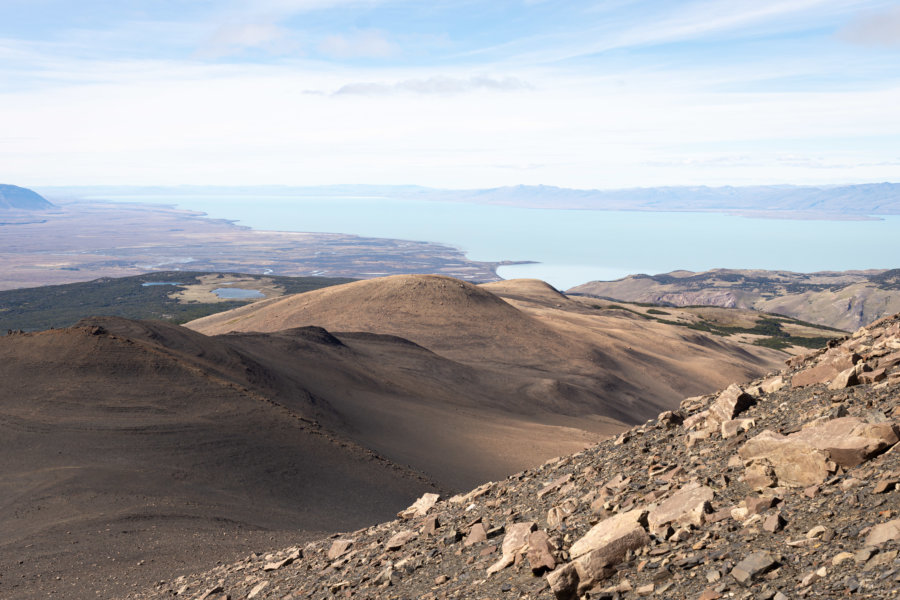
[{"left": 1, "top": 0, "right": 899, "bottom": 188}]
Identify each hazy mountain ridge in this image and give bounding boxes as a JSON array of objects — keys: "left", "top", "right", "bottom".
[
  {"left": 0, "top": 184, "right": 55, "bottom": 211},
  {"left": 40, "top": 182, "right": 900, "bottom": 219},
  {"left": 569, "top": 268, "right": 900, "bottom": 331},
  {"left": 435, "top": 182, "right": 900, "bottom": 218}
]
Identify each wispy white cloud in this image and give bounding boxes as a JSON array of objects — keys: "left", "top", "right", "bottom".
[
  {"left": 2, "top": 1, "right": 899, "bottom": 188},
  {"left": 216, "top": 0, "right": 394, "bottom": 22},
  {"left": 839, "top": 5, "right": 900, "bottom": 46},
  {"left": 318, "top": 30, "right": 397, "bottom": 59},
  {"left": 334, "top": 75, "right": 533, "bottom": 95},
  {"left": 475, "top": 0, "right": 880, "bottom": 65},
  {"left": 199, "top": 23, "right": 298, "bottom": 58}
]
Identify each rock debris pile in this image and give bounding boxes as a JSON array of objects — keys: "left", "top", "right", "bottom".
[{"left": 131, "top": 314, "right": 900, "bottom": 600}]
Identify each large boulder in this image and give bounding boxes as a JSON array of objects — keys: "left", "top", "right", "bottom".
[
  {"left": 866, "top": 519, "right": 900, "bottom": 546},
  {"left": 791, "top": 351, "right": 859, "bottom": 388},
  {"left": 647, "top": 483, "right": 714, "bottom": 531},
  {"left": 791, "top": 417, "right": 899, "bottom": 467},
  {"left": 398, "top": 493, "right": 440, "bottom": 519},
  {"left": 706, "top": 384, "right": 755, "bottom": 428},
  {"left": 548, "top": 509, "right": 650, "bottom": 599},
  {"left": 568, "top": 508, "right": 649, "bottom": 559},
  {"left": 739, "top": 417, "right": 900, "bottom": 487},
  {"left": 486, "top": 521, "right": 537, "bottom": 575}
]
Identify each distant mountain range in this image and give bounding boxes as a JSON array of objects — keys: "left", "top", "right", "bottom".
[
  {"left": 0, "top": 184, "right": 55, "bottom": 210},
  {"left": 427, "top": 182, "right": 900, "bottom": 218},
  {"left": 570, "top": 268, "right": 900, "bottom": 330},
  {"left": 39, "top": 182, "right": 900, "bottom": 219}
]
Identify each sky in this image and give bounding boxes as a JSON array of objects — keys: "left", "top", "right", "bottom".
[{"left": 1, "top": 0, "right": 899, "bottom": 189}]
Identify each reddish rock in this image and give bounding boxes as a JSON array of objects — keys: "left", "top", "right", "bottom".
[
  {"left": 398, "top": 493, "right": 440, "bottom": 519},
  {"left": 860, "top": 367, "right": 887, "bottom": 384},
  {"left": 547, "top": 561, "right": 580, "bottom": 600},
  {"left": 327, "top": 539, "right": 354, "bottom": 560},
  {"left": 569, "top": 508, "right": 649, "bottom": 559},
  {"left": 647, "top": 482, "right": 714, "bottom": 531},
  {"left": 792, "top": 352, "right": 858, "bottom": 388},
  {"left": 793, "top": 417, "right": 899, "bottom": 468},
  {"left": 464, "top": 523, "right": 487, "bottom": 547},
  {"left": 739, "top": 418, "right": 900, "bottom": 487},
  {"left": 538, "top": 474, "right": 573, "bottom": 498},
  {"left": 763, "top": 513, "right": 785, "bottom": 533},
  {"left": 722, "top": 418, "right": 755, "bottom": 439},
  {"left": 486, "top": 521, "right": 536, "bottom": 575},
  {"left": 873, "top": 479, "right": 898, "bottom": 494},
  {"left": 422, "top": 515, "right": 440, "bottom": 535},
  {"left": 526, "top": 530, "right": 557, "bottom": 575},
  {"left": 875, "top": 351, "right": 900, "bottom": 371},
  {"left": 745, "top": 495, "right": 775, "bottom": 515},
  {"left": 828, "top": 367, "right": 859, "bottom": 390},
  {"left": 731, "top": 551, "right": 778, "bottom": 586},
  {"left": 866, "top": 519, "right": 900, "bottom": 546},
  {"left": 707, "top": 384, "right": 755, "bottom": 428},
  {"left": 385, "top": 530, "right": 416, "bottom": 551}
]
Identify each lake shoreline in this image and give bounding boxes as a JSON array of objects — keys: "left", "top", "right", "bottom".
[{"left": 39, "top": 192, "right": 900, "bottom": 291}]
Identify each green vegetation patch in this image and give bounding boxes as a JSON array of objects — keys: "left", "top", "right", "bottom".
[
  {"left": 0, "top": 271, "right": 355, "bottom": 333},
  {"left": 593, "top": 304, "right": 650, "bottom": 319},
  {"left": 648, "top": 312, "right": 840, "bottom": 352}
]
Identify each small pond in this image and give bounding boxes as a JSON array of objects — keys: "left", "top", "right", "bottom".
[
  {"left": 141, "top": 282, "right": 181, "bottom": 287},
  {"left": 212, "top": 288, "right": 264, "bottom": 300}
]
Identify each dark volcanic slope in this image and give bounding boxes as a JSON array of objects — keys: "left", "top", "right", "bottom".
[{"left": 0, "top": 319, "right": 441, "bottom": 600}]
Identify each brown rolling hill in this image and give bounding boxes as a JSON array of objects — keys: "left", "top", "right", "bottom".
[
  {"left": 0, "top": 318, "right": 447, "bottom": 599},
  {"left": 137, "top": 311, "right": 900, "bottom": 600},
  {"left": 187, "top": 274, "right": 787, "bottom": 423},
  {"left": 3, "top": 275, "right": 797, "bottom": 598}
]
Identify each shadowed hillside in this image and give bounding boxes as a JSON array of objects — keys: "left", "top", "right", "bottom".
[
  {"left": 1, "top": 276, "right": 796, "bottom": 598},
  {"left": 131, "top": 311, "right": 900, "bottom": 600},
  {"left": 187, "top": 275, "right": 788, "bottom": 422}
]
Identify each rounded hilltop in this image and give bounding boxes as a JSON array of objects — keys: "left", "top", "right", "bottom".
[
  {"left": 480, "top": 278, "right": 568, "bottom": 303},
  {"left": 187, "top": 273, "right": 527, "bottom": 343}
]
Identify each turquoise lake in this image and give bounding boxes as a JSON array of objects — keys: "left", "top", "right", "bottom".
[{"left": 92, "top": 194, "right": 900, "bottom": 290}]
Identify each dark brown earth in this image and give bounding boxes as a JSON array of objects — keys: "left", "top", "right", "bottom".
[
  {"left": 0, "top": 276, "right": 789, "bottom": 599},
  {"left": 130, "top": 312, "right": 900, "bottom": 600},
  {"left": 0, "top": 320, "right": 443, "bottom": 599}
]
